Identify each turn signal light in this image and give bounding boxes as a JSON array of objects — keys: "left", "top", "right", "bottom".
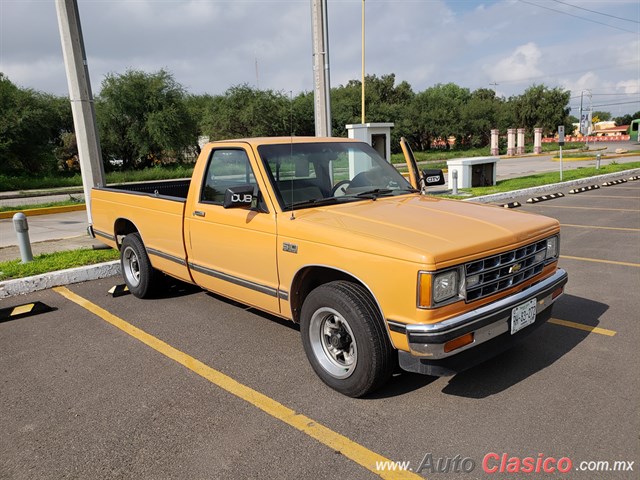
[
  {"left": 444, "top": 332, "right": 474, "bottom": 353},
  {"left": 552, "top": 286, "right": 564, "bottom": 300}
]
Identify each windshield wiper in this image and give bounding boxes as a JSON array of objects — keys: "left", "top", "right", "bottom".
[
  {"left": 353, "top": 188, "right": 394, "bottom": 200},
  {"left": 285, "top": 196, "right": 347, "bottom": 210}
]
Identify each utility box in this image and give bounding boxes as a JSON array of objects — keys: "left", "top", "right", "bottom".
[
  {"left": 346, "top": 123, "right": 394, "bottom": 161},
  {"left": 447, "top": 156, "right": 499, "bottom": 189}
]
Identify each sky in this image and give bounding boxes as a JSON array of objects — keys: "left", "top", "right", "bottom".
[{"left": 1, "top": 0, "right": 639, "bottom": 117}]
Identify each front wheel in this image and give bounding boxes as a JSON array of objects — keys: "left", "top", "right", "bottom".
[
  {"left": 120, "top": 233, "right": 160, "bottom": 298},
  {"left": 300, "top": 281, "right": 395, "bottom": 397}
]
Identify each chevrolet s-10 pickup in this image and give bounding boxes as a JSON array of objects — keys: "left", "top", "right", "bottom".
[{"left": 90, "top": 137, "right": 568, "bottom": 397}]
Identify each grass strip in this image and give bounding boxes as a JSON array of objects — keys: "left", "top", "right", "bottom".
[
  {"left": 442, "top": 162, "right": 640, "bottom": 198},
  {"left": 0, "top": 248, "right": 119, "bottom": 281}
]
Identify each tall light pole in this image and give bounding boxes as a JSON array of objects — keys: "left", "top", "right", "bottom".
[
  {"left": 311, "top": 0, "right": 332, "bottom": 137},
  {"left": 361, "top": 0, "right": 366, "bottom": 124},
  {"left": 55, "top": 0, "right": 105, "bottom": 224}
]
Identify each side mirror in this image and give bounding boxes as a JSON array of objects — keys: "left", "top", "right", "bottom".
[
  {"left": 421, "top": 169, "right": 445, "bottom": 186},
  {"left": 223, "top": 185, "right": 255, "bottom": 209}
]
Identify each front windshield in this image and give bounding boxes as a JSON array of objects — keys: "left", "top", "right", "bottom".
[{"left": 258, "top": 141, "right": 414, "bottom": 210}]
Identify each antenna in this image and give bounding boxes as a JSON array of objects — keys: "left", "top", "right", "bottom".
[{"left": 255, "top": 56, "right": 259, "bottom": 89}]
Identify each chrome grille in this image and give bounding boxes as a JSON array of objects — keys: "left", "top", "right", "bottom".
[{"left": 465, "top": 239, "right": 547, "bottom": 302}]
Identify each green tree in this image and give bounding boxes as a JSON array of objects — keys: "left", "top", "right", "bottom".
[
  {"left": 510, "top": 84, "right": 571, "bottom": 135},
  {"left": 410, "top": 83, "right": 471, "bottom": 150},
  {"left": 196, "top": 85, "right": 293, "bottom": 140},
  {"left": 613, "top": 111, "right": 640, "bottom": 126},
  {"left": 461, "top": 88, "right": 504, "bottom": 148},
  {"left": 0, "top": 73, "right": 71, "bottom": 176},
  {"left": 330, "top": 74, "right": 414, "bottom": 150},
  {"left": 96, "top": 69, "right": 197, "bottom": 170},
  {"left": 592, "top": 111, "right": 611, "bottom": 122}
]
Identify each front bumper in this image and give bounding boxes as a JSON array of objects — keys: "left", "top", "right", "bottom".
[{"left": 397, "top": 268, "right": 568, "bottom": 376}]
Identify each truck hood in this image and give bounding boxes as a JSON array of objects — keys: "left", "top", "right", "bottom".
[{"left": 280, "top": 194, "right": 559, "bottom": 268}]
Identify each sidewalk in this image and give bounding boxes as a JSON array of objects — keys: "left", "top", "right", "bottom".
[
  {"left": 0, "top": 210, "right": 101, "bottom": 263},
  {"left": 0, "top": 235, "right": 101, "bottom": 263}
]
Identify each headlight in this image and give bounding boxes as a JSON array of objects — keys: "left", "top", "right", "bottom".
[
  {"left": 418, "top": 269, "right": 463, "bottom": 308},
  {"left": 545, "top": 235, "right": 559, "bottom": 260},
  {"left": 433, "top": 269, "right": 460, "bottom": 303}
]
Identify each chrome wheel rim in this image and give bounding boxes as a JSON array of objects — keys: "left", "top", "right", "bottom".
[
  {"left": 309, "top": 307, "right": 357, "bottom": 379},
  {"left": 122, "top": 246, "right": 141, "bottom": 287}
]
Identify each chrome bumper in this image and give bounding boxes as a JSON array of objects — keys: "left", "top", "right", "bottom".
[{"left": 404, "top": 268, "right": 568, "bottom": 359}]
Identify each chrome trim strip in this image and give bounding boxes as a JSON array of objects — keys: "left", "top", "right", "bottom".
[
  {"left": 93, "top": 229, "right": 115, "bottom": 241},
  {"left": 278, "top": 290, "right": 289, "bottom": 301},
  {"left": 189, "top": 262, "right": 278, "bottom": 298},
  {"left": 147, "top": 248, "right": 187, "bottom": 267},
  {"left": 407, "top": 269, "right": 568, "bottom": 338}
]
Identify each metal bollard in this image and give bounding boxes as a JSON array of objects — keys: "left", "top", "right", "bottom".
[
  {"left": 13, "top": 212, "right": 33, "bottom": 263},
  {"left": 596, "top": 153, "right": 601, "bottom": 169},
  {"left": 452, "top": 170, "right": 458, "bottom": 195}
]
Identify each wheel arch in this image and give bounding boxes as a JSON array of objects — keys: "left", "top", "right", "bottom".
[
  {"left": 113, "top": 218, "right": 140, "bottom": 249},
  {"left": 289, "top": 265, "right": 386, "bottom": 327}
]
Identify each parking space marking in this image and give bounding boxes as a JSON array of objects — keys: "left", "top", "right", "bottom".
[
  {"left": 549, "top": 318, "right": 616, "bottom": 337},
  {"left": 560, "top": 224, "right": 640, "bottom": 232},
  {"left": 560, "top": 255, "right": 640, "bottom": 268},
  {"left": 53, "top": 286, "right": 420, "bottom": 480},
  {"left": 528, "top": 205, "right": 639, "bottom": 212}
]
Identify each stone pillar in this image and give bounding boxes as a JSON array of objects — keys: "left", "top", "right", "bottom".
[
  {"left": 517, "top": 128, "right": 525, "bottom": 155},
  {"left": 507, "top": 128, "right": 516, "bottom": 156},
  {"left": 534, "top": 127, "right": 543, "bottom": 154},
  {"left": 490, "top": 129, "right": 499, "bottom": 156}
]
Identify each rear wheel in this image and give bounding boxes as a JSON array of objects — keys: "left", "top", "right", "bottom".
[
  {"left": 120, "top": 233, "right": 160, "bottom": 298},
  {"left": 300, "top": 281, "right": 395, "bottom": 397}
]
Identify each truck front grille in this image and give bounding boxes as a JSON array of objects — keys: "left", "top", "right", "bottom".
[{"left": 465, "top": 239, "right": 547, "bottom": 302}]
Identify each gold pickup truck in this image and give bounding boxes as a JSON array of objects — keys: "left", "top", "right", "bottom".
[{"left": 91, "top": 137, "right": 568, "bottom": 397}]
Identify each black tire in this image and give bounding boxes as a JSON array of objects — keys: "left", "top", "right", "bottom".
[
  {"left": 120, "top": 233, "right": 161, "bottom": 299},
  {"left": 300, "top": 281, "right": 395, "bottom": 397}
]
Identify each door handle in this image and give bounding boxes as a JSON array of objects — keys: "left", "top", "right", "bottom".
[{"left": 193, "top": 210, "right": 205, "bottom": 217}]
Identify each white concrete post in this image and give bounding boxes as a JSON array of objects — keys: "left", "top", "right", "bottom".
[
  {"left": 517, "top": 128, "right": 525, "bottom": 155},
  {"left": 507, "top": 128, "right": 516, "bottom": 156},
  {"left": 311, "top": 0, "right": 332, "bottom": 137},
  {"left": 56, "top": 0, "right": 105, "bottom": 225},
  {"left": 534, "top": 127, "right": 543, "bottom": 154},
  {"left": 490, "top": 129, "right": 499, "bottom": 156}
]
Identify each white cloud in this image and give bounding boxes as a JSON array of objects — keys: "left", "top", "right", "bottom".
[
  {"left": 484, "top": 42, "right": 542, "bottom": 83},
  {"left": 1, "top": 1, "right": 639, "bottom": 114},
  {"left": 616, "top": 79, "right": 640, "bottom": 95}
]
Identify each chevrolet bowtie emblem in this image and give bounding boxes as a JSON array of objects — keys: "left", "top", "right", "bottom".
[{"left": 509, "top": 263, "right": 522, "bottom": 274}]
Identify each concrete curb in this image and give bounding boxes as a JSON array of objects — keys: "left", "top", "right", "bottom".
[
  {"left": 0, "top": 261, "right": 120, "bottom": 299},
  {"left": 466, "top": 168, "right": 640, "bottom": 204}
]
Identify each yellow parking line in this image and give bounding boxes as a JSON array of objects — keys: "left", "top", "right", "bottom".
[
  {"left": 53, "top": 286, "right": 419, "bottom": 480},
  {"left": 560, "top": 255, "right": 640, "bottom": 267},
  {"left": 560, "top": 224, "right": 640, "bottom": 232},
  {"left": 530, "top": 205, "right": 639, "bottom": 212},
  {"left": 549, "top": 318, "right": 616, "bottom": 336}
]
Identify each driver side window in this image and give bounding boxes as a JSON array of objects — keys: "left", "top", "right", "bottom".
[{"left": 201, "top": 149, "right": 257, "bottom": 204}]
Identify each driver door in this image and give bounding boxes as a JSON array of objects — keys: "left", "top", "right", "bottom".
[{"left": 185, "top": 146, "right": 280, "bottom": 314}]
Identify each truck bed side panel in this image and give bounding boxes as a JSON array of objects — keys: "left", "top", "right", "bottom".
[{"left": 92, "top": 188, "right": 191, "bottom": 283}]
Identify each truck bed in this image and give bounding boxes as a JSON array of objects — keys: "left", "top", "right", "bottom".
[{"left": 102, "top": 179, "right": 191, "bottom": 201}]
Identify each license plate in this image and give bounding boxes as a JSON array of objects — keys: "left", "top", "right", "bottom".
[{"left": 511, "top": 298, "right": 537, "bottom": 334}]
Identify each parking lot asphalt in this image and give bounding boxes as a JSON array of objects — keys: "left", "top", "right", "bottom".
[{"left": 1, "top": 180, "right": 638, "bottom": 479}]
